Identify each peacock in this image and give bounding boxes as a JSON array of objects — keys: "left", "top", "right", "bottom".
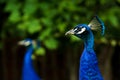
[
  {"left": 65, "top": 16, "right": 105, "bottom": 80},
  {"left": 18, "top": 38, "right": 41, "bottom": 80}
]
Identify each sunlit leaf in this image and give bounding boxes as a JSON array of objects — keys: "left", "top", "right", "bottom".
[
  {"left": 111, "top": 39, "right": 117, "bottom": 47},
  {"left": 39, "top": 28, "right": 52, "bottom": 40},
  {"left": 35, "top": 47, "right": 46, "bottom": 55},
  {"left": 22, "top": 14, "right": 30, "bottom": 21},
  {"left": 9, "top": 10, "right": 21, "bottom": 22},
  {"left": 58, "top": 23, "right": 66, "bottom": 32},
  {"left": 27, "top": 20, "right": 41, "bottom": 34},
  {"left": 44, "top": 38, "right": 59, "bottom": 50}
]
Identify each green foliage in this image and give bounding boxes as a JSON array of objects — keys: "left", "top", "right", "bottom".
[
  {"left": 35, "top": 47, "right": 46, "bottom": 55},
  {"left": 44, "top": 37, "right": 59, "bottom": 50},
  {"left": 1, "top": 0, "right": 120, "bottom": 52},
  {"left": 111, "top": 39, "right": 117, "bottom": 47},
  {"left": 18, "top": 19, "right": 41, "bottom": 34}
]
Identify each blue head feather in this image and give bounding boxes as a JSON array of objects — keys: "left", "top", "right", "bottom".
[
  {"left": 18, "top": 38, "right": 41, "bottom": 80},
  {"left": 65, "top": 16, "right": 105, "bottom": 80},
  {"left": 24, "top": 38, "right": 32, "bottom": 41}
]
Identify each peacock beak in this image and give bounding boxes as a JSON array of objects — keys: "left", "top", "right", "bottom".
[
  {"left": 65, "top": 29, "right": 75, "bottom": 35},
  {"left": 18, "top": 41, "right": 24, "bottom": 45}
]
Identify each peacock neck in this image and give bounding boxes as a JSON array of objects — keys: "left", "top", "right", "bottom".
[
  {"left": 24, "top": 46, "right": 33, "bottom": 64},
  {"left": 22, "top": 46, "right": 41, "bottom": 80},
  {"left": 83, "top": 31, "right": 94, "bottom": 51}
]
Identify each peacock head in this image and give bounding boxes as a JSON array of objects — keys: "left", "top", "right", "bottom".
[
  {"left": 65, "top": 16, "right": 105, "bottom": 39},
  {"left": 65, "top": 24, "right": 91, "bottom": 39},
  {"left": 18, "top": 38, "right": 40, "bottom": 48}
]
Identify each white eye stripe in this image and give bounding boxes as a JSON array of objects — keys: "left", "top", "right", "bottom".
[
  {"left": 74, "top": 28, "right": 77, "bottom": 31},
  {"left": 76, "top": 27, "right": 86, "bottom": 34},
  {"left": 24, "top": 41, "right": 31, "bottom": 46}
]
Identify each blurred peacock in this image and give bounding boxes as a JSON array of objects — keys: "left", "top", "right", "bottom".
[
  {"left": 65, "top": 16, "right": 105, "bottom": 80},
  {"left": 18, "top": 38, "right": 41, "bottom": 80}
]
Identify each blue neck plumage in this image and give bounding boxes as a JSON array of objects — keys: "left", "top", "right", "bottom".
[
  {"left": 78, "top": 30, "right": 104, "bottom": 80},
  {"left": 83, "top": 31, "right": 94, "bottom": 51},
  {"left": 24, "top": 46, "right": 33, "bottom": 64},
  {"left": 22, "top": 46, "right": 40, "bottom": 80},
  {"left": 76, "top": 30, "right": 94, "bottom": 51}
]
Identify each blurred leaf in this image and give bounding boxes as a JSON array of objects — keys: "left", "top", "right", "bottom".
[
  {"left": 73, "top": 14, "right": 80, "bottom": 22},
  {"left": 40, "top": 18, "right": 52, "bottom": 26},
  {"left": 100, "top": 37, "right": 108, "bottom": 44},
  {"left": 18, "top": 19, "right": 41, "bottom": 34},
  {"left": 70, "top": 36, "right": 80, "bottom": 42},
  {"left": 111, "top": 39, "right": 117, "bottom": 47},
  {"left": 22, "top": 14, "right": 30, "bottom": 21},
  {"left": 85, "top": 0, "right": 95, "bottom": 6},
  {"left": 39, "top": 2, "right": 49, "bottom": 10},
  {"left": 44, "top": 38, "right": 59, "bottom": 50},
  {"left": 23, "top": 2, "right": 38, "bottom": 15},
  {"left": 35, "top": 47, "right": 46, "bottom": 55},
  {"left": 25, "top": 0, "right": 38, "bottom": 3},
  {"left": 18, "top": 22, "right": 27, "bottom": 31},
  {"left": 5, "top": 2, "right": 21, "bottom": 12},
  {"left": 39, "top": 28, "right": 52, "bottom": 40},
  {"left": 27, "top": 20, "right": 41, "bottom": 34},
  {"left": 31, "top": 54, "right": 36, "bottom": 60},
  {"left": 100, "top": 0, "right": 107, "bottom": 5},
  {"left": 108, "top": 14, "right": 119, "bottom": 27},
  {"left": 58, "top": 23, "right": 67, "bottom": 32},
  {"left": 9, "top": 10, "right": 21, "bottom": 22}
]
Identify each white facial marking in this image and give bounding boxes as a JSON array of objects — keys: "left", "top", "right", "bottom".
[
  {"left": 76, "top": 27, "right": 86, "bottom": 34},
  {"left": 74, "top": 28, "right": 77, "bottom": 31},
  {"left": 24, "top": 41, "right": 31, "bottom": 46},
  {"left": 18, "top": 41, "right": 24, "bottom": 45}
]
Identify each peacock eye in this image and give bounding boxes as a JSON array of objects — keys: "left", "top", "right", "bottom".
[
  {"left": 77, "top": 27, "right": 86, "bottom": 34},
  {"left": 77, "top": 27, "right": 82, "bottom": 31},
  {"left": 74, "top": 27, "right": 82, "bottom": 33}
]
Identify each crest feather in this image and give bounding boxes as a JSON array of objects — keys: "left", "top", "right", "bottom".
[{"left": 88, "top": 16, "right": 105, "bottom": 35}]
